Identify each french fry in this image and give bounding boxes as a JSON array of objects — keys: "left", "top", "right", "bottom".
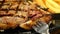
[
  {"left": 45, "top": 0, "right": 60, "bottom": 13},
  {"left": 34, "top": 0, "right": 47, "bottom": 8},
  {"left": 46, "top": 0, "right": 60, "bottom": 9}
]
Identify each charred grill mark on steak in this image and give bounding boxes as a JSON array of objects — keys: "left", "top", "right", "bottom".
[{"left": 0, "top": 1, "right": 51, "bottom": 30}]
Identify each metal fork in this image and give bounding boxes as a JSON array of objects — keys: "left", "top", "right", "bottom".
[{"left": 32, "top": 21, "right": 50, "bottom": 34}]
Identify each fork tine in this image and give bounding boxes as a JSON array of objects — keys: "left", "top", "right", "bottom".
[
  {"left": 37, "top": 21, "right": 42, "bottom": 26},
  {"left": 32, "top": 21, "right": 49, "bottom": 33},
  {"left": 32, "top": 25, "right": 40, "bottom": 31},
  {"left": 38, "top": 21, "right": 48, "bottom": 29},
  {"left": 36, "top": 22, "right": 41, "bottom": 27},
  {"left": 32, "top": 25, "right": 37, "bottom": 29},
  {"left": 40, "top": 21, "right": 47, "bottom": 25},
  {"left": 32, "top": 24, "right": 40, "bottom": 29},
  {"left": 38, "top": 21, "right": 47, "bottom": 26},
  {"left": 36, "top": 24, "right": 40, "bottom": 28}
]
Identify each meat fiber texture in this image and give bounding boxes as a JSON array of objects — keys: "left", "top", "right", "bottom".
[{"left": 0, "top": 0, "right": 52, "bottom": 30}]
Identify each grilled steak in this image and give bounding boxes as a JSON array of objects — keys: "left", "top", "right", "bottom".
[{"left": 0, "top": 0, "right": 52, "bottom": 30}]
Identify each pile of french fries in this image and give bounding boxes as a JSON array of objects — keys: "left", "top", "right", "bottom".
[{"left": 34, "top": 0, "right": 60, "bottom": 13}]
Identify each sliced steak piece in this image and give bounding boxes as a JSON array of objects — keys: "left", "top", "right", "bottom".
[
  {"left": 0, "top": 11, "right": 7, "bottom": 16},
  {"left": 1, "top": 5, "right": 10, "bottom": 9},
  {"left": 10, "top": 2, "right": 18, "bottom": 9},
  {"left": 7, "top": 10, "right": 16, "bottom": 15},
  {"left": 0, "top": 16, "right": 27, "bottom": 30}
]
